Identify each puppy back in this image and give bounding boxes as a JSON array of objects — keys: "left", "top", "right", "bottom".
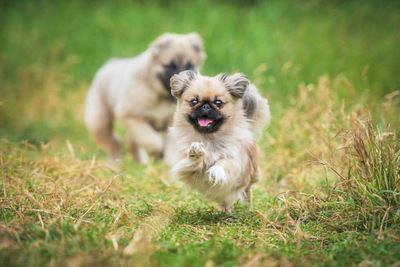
[{"left": 242, "top": 84, "right": 271, "bottom": 136}]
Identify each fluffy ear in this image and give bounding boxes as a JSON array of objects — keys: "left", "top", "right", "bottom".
[
  {"left": 218, "top": 73, "right": 249, "bottom": 98},
  {"left": 149, "top": 33, "right": 173, "bottom": 57},
  {"left": 186, "top": 32, "right": 207, "bottom": 64},
  {"left": 186, "top": 32, "right": 203, "bottom": 53},
  {"left": 170, "top": 70, "right": 197, "bottom": 98}
]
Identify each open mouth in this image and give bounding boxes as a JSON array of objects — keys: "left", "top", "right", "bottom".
[
  {"left": 187, "top": 115, "right": 224, "bottom": 134},
  {"left": 197, "top": 117, "right": 215, "bottom": 128}
]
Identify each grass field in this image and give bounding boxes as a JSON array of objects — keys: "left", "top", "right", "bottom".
[{"left": 1, "top": 0, "right": 400, "bottom": 266}]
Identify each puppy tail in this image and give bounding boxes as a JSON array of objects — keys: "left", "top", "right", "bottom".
[{"left": 243, "top": 84, "right": 271, "bottom": 137}]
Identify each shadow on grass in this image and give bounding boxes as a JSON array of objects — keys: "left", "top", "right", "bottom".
[{"left": 172, "top": 205, "right": 262, "bottom": 227}]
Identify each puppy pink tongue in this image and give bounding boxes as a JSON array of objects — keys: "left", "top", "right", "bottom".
[{"left": 198, "top": 118, "right": 213, "bottom": 127}]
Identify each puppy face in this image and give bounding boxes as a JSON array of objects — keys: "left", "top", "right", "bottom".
[
  {"left": 150, "top": 33, "right": 206, "bottom": 95},
  {"left": 171, "top": 71, "right": 249, "bottom": 134}
]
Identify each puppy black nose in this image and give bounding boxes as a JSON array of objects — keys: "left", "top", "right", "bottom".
[
  {"left": 201, "top": 103, "right": 211, "bottom": 111},
  {"left": 185, "top": 62, "right": 194, "bottom": 70}
]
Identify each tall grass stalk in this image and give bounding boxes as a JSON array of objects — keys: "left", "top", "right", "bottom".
[{"left": 333, "top": 119, "right": 399, "bottom": 231}]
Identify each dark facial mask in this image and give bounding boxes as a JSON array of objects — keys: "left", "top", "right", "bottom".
[
  {"left": 158, "top": 61, "right": 194, "bottom": 100},
  {"left": 187, "top": 101, "right": 225, "bottom": 134}
]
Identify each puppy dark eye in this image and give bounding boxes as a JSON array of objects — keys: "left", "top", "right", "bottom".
[
  {"left": 190, "top": 99, "right": 198, "bottom": 106},
  {"left": 214, "top": 99, "right": 223, "bottom": 108},
  {"left": 165, "top": 61, "right": 178, "bottom": 70}
]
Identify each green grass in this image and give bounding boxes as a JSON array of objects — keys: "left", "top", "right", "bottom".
[{"left": 1, "top": 0, "right": 400, "bottom": 266}]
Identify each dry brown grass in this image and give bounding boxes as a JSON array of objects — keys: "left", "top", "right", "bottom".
[
  {"left": 260, "top": 75, "right": 350, "bottom": 196},
  {"left": 0, "top": 140, "right": 118, "bottom": 234},
  {"left": 258, "top": 75, "right": 400, "bottom": 239},
  {"left": 1, "top": 74, "right": 399, "bottom": 266}
]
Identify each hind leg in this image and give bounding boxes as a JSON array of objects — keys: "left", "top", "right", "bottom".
[
  {"left": 243, "top": 186, "right": 253, "bottom": 211},
  {"left": 85, "top": 93, "right": 122, "bottom": 163}
]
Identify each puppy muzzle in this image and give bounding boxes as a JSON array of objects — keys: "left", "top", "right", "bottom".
[
  {"left": 158, "top": 61, "right": 195, "bottom": 99},
  {"left": 187, "top": 102, "right": 225, "bottom": 133}
]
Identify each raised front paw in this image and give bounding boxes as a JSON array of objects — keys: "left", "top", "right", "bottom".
[
  {"left": 188, "top": 142, "right": 205, "bottom": 159},
  {"left": 208, "top": 165, "right": 228, "bottom": 185}
]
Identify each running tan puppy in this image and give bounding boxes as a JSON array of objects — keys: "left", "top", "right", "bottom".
[
  {"left": 85, "top": 33, "right": 205, "bottom": 163},
  {"left": 169, "top": 71, "right": 270, "bottom": 212}
]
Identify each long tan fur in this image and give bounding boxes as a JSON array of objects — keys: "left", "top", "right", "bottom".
[
  {"left": 85, "top": 33, "right": 206, "bottom": 164},
  {"left": 168, "top": 71, "right": 270, "bottom": 212}
]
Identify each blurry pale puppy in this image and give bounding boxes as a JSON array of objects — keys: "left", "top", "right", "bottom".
[
  {"left": 85, "top": 33, "right": 206, "bottom": 163},
  {"left": 168, "top": 71, "right": 270, "bottom": 212}
]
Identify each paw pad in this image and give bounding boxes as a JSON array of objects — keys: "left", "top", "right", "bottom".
[
  {"left": 208, "top": 165, "right": 228, "bottom": 185},
  {"left": 188, "top": 142, "right": 205, "bottom": 158}
]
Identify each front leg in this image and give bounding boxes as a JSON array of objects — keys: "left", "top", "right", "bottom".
[
  {"left": 187, "top": 142, "right": 205, "bottom": 160},
  {"left": 218, "top": 202, "right": 233, "bottom": 214},
  {"left": 147, "top": 100, "right": 175, "bottom": 131},
  {"left": 171, "top": 142, "right": 205, "bottom": 180},
  {"left": 207, "top": 158, "right": 240, "bottom": 186},
  {"left": 122, "top": 117, "right": 164, "bottom": 163},
  {"left": 207, "top": 158, "right": 242, "bottom": 213}
]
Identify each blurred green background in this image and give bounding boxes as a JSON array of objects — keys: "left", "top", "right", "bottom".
[
  {"left": 1, "top": 1, "right": 400, "bottom": 266},
  {"left": 1, "top": 0, "right": 399, "bottom": 146}
]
